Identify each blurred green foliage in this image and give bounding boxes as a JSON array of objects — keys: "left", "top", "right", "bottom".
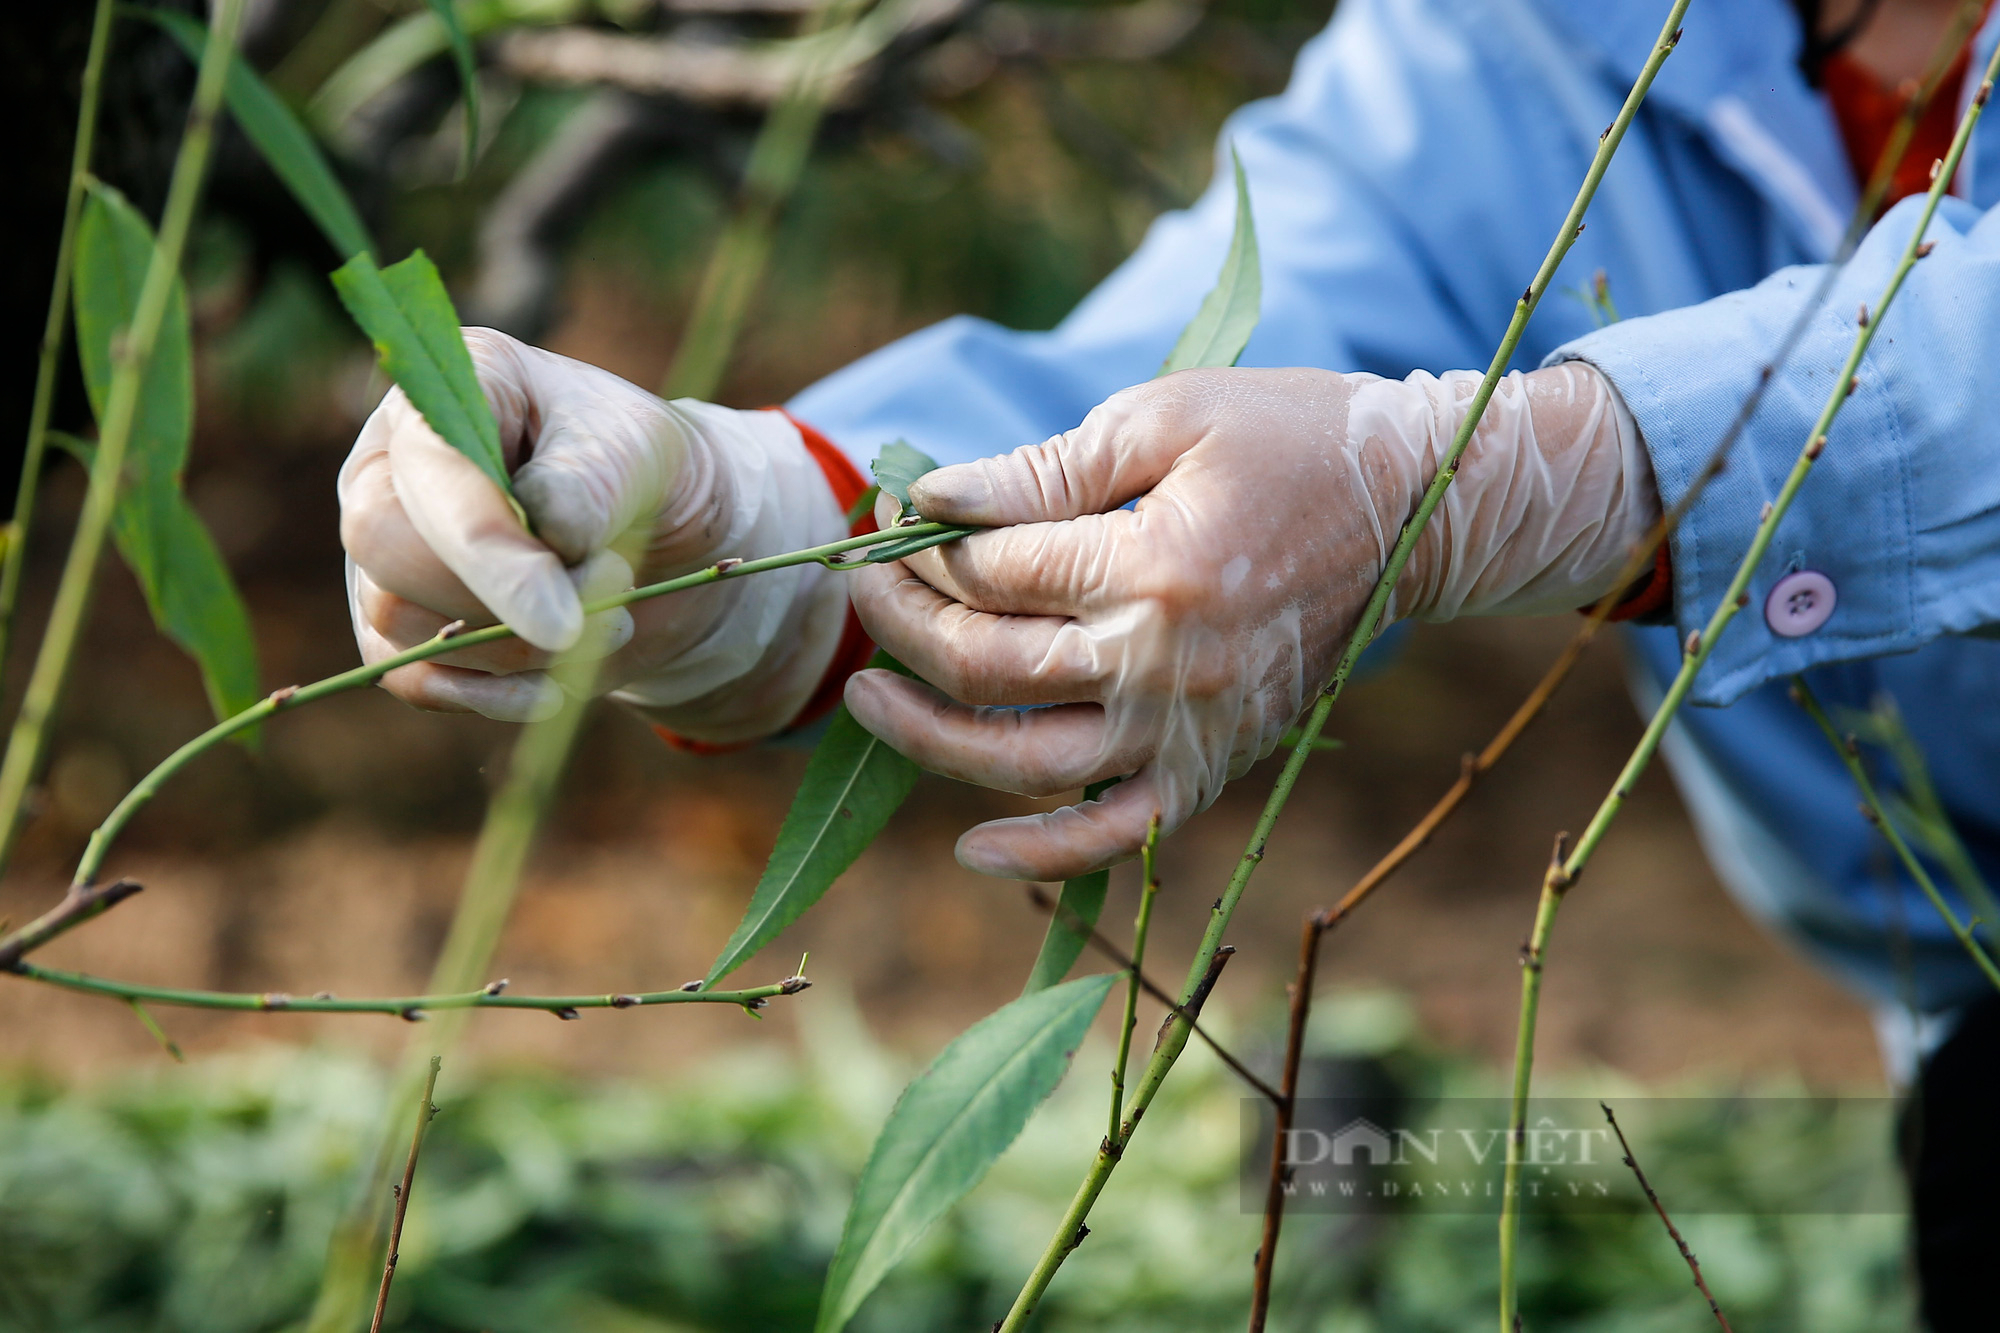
[{"left": 0, "top": 992, "right": 1912, "bottom": 1332}]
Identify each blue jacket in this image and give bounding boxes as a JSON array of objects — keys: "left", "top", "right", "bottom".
[{"left": 789, "top": 0, "right": 2000, "bottom": 1014}]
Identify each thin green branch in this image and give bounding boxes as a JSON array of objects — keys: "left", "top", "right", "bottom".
[
  {"left": 1494, "top": 37, "right": 2000, "bottom": 1333},
  {"left": 1793, "top": 677, "right": 2000, "bottom": 991},
  {"left": 10, "top": 959, "right": 811, "bottom": 1017},
  {"left": 0, "top": 0, "right": 249, "bottom": 877},
  {"left": 0, "top": 0, "right": 117, "bottom": 678},
  {"left": 994, "top": 5, "right": 1693, "bottom": 1327},
  {"left": 1497, "top": 833, "right": 1571, "bottom": 1326},
  {"left": 125, "top": 997, "right": 185, "bottom": 1062},
  {"left": 1109, "top": 814, "right": 1162, "bottom": 1142}
]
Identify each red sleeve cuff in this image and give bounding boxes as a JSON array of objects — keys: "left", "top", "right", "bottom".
[
  {"left": 654, "top": 412, "right": 877, "bottom": 755},
  {"left": 1584, "top": 541, "right": 1673, "bottom": 624}
]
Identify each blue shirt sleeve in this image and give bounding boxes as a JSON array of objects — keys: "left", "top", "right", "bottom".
[
  {"left": 787, "top": 0, "right": 1624, "bottom": 468},
  {"left": 1553, "top": 193, "right": 2000, "bottom": 707}
]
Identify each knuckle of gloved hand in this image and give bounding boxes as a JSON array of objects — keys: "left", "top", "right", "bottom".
[{"left": 1122, "top": 555, "right": 1213, "bottom": 621}]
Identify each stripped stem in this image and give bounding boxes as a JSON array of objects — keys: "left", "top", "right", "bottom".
[
  {"left": 1498, "top": 835, "right": 1572, "bottom": 1330},
  {"left": 1110, "top": 814, "right": 1162, "bottom": 1139},
  {"left": 369, "top": 1056, "right": 440, "bottom": 1333},
  {"left": 0, "top": 0, "right": 249, "bottom": 877},
  {"left": 1601, "top": 1101, "right": 1734, "bottom": 1333},
  {"left": 12, "top": 960, "right": 812, "bottom": 1016},
  {"left": 997, "top": 9, "right": 1695, "bottom": 1328},
  {"left": 1792, "top": 677, "right": 2000, "bottom": 991},
  {"left": 0, "top": 0, "right": 117, "bottom": 676},
  {"left": 1495, "top": 35, "right": 2000, "bottom": 1333}
]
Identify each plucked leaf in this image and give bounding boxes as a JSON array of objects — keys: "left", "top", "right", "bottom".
[
  {"left": 141, "top": 7, "right": 372, "bottom": 260},
  {"left": 331, "top": 251, "right": 515, "bottom": 513},
  {"left": 703, "top": 653, "right": 921, "bottom": 985},
  {"left": 1022, "top": 779, "right": 1121, "bottom": 993},
  {"left": 816, "top": 973, "right": 1118, "bottom": 1333},
  {"left": 858, "top": 527, "right": 963, "bottom": 564},
  {"left": 870, "top": 440, "right": 937, "bottom": 518},
  {"left": 1157, "top": 148, "right": 1260, "bottom": 376},
  {"left": 71, "top": 185, "right": 260, "bottom": 726},
  {"left": 421, "top": 0, "right": 481, "bottom": 178}
]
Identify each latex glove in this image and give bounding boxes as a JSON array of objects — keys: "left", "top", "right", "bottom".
[
  {"left": 338, "top": 328, "right": 851, "bottom": 744},
  {"left": 845, "top": 361, "right": 1658, "bottom": 881}
]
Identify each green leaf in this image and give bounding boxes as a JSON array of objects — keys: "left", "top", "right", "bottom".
[
  {"left": 1023, "top": 869, "right": 1106, "bottom": 993},
  {"left": 331, "top": 250, "right": 515, "bottom": 513},
  {"left": 52, "top": 434, "right": 260, "bottom": 730},
  {"left": 858, "top": 527, "right": 965, "bottom": 564},
  {"left": 421, "top": 0, "right": 481, "bottom": 179},
  {"left": 71, "top": 185, "right": 260, "bottom": 727},
  {"left": 1157, "top": 147, "right": 1260, "bottom": 376},
  {"left": 1022, "top": 778, "right": 1121, "bottom": 994},
  {"left": 703, "top": 652, "right": 921, "bottom": 986},
  {"left": 870, "top": 440, "right": 937, "bottom": 519},
  {"left": 73, "top": 184, "right": 191, "bottom": 478},
  {"left": 817, "top": 972, "right": 1118, "bottom": 1333},
  {"left": 138, "top": 7, "right": 373, "bottom": 261}
]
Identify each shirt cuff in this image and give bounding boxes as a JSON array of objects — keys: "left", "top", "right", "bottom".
[
  {"left": 652, "top": 413, "right": 877, "bottom": 755},
  {"left": 1546, "top": 269, "right": 1919, "bottom": 707}
]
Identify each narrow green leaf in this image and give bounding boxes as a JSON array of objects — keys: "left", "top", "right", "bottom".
[
  {"left": 703, "top": 652, "right": 921, "bottom": 985},
  {"left": 817, "top": 972, "right": 1118, "bottom": 1333},
  {"left": 870, "top": 440, "right": 937, "bottom": 518},
  {"left": 138, "top": 6, "right": 373, "bottom": 260},
  {"left": 1022, "top": 778, "right": 1121, "bottom": 994},
  {"left": 73, "top": 184, "right": 191, "bottom": 478},
  {"left": 63, "top": 431, "right": 260, "bottom": 728},
  {"left": 71, "top": 186, "right": 260, "bottom": 727},
  {"left": 859, "top": 527, "right": 964, "bottom": 564},
  {"left": 1157, "top": 147, "right": 1260, "bottom": 376},
  {"left": 331, "top": 250, "right": 515, "bottom": 513},
  {"left": 1023, "top": 869, "right": 1106, "bottom": 994},
  {"left": 421, "top": 0, "right": 481, "bottom": 179}
]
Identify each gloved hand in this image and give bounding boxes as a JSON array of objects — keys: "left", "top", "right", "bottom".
[
  {"left": 844, "top": 361, "right": 1659, "bottom": 881},
  {"left": 338, "top": 328, "right": 852, "bottom": 745}
]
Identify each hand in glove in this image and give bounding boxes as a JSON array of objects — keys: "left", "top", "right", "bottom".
[
  {"left": 844, "top": 361, "right": 1659, "bottom": 881},
  {"left": 339, "top": 328, "right": 852, "bottom": 745}
]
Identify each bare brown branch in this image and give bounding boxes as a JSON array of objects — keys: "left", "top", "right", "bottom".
[
  {"left": 1601, "top": 1102, "right": 1734, "bottom": 1333},
  {"left": 0, "top": 878, "right": 142, "bottom": 971},
  {"left": 371, "top": 1056, "right": 443, "bottom": 1333}
]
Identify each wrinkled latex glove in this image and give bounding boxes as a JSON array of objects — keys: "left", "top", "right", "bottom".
[
  {"left": 339, "top": 328, "right": 850, "bottom": 744},
  {"left": 845, "top": 362, "right": 1658, "bottom": 881}
]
